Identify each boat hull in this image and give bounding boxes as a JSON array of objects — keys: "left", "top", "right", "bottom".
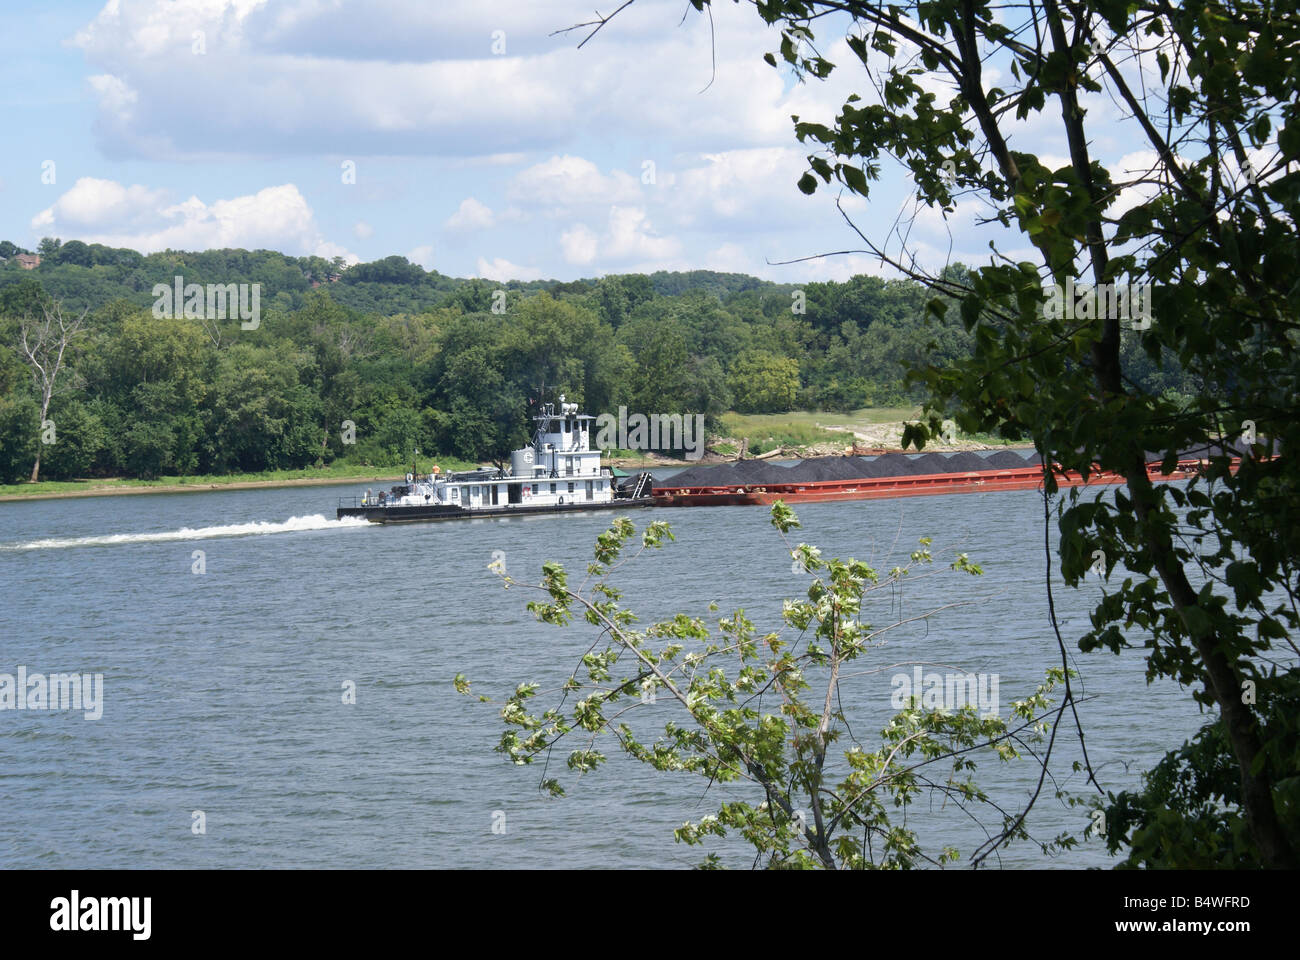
[
  {"left": 338, "top": 496, "right": 657, "bottom": 524},
  {"left": 652, "top": 462, "right": 1210, "bottom": 507}
]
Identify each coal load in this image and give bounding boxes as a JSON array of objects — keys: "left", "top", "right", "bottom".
[
  {"left": 908, "top": 452, "right": 952, "bottom": 475},
  {"left": 665, "top": 459, "right": 792, "bottom": 487},
  {"left": 660, "top": 447, "right": 1057, "bottom": 489},
  {"left": 985, "top": 450, "right": 1032, "bottom": 469},
  {"left": 784, "top": 456, "right": 867, "bottom": 482},
  {"left": 660, "top": 463, "right": 725, "bottom": 487},
  {"left": 853, "top": 455, "right": 914, "bottom": 478},
  {"left": 727, "top": 459, "right": 792, "bottom": 485},
  {"left": 943, "top": 451, "right": 991, "bottom": 472}
]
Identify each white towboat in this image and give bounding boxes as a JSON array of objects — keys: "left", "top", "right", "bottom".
[{"left": 336, "top": 397, "right": 655, "bottom": 523}]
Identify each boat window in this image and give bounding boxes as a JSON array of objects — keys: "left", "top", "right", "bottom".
[
  {"left": 550, "top": 483, "right": 556, "bottom": 494},
  {"left": 568, "top": 482, "right": 575, "bottom": 493}
]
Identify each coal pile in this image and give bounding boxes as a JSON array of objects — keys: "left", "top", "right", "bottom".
[
  {"left": 943, "top": 451, "right": 993, "bottom": 472},
  {"left": 784, "top": 456, "right": 867, "bottom": 482},
  {"left": 908, "top": 452, "right": 952, "bottom": 474},
  {"left": 727, "top": 459, "right": 792, "bottom": 485},
  {"left": 661, "top": 462, "right": 729, "bottom": 487},
  {"left": 986, "top": 450, "right": 1033, "bottom": 468},
  {"left": 664, "top": 459, "right": 791, "bottom": 487},
  {"left": 656, "top": 448, "right": 1055, "bottom": 488},
  {"left": 856, "top": 455, "right": 924, "bottom": 478}
]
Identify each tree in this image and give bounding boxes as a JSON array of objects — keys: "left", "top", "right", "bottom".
[
  {"left": 728, "top": 350, "right": 800, "bottom": 413},
  {"left": 37, "top": 237, "right": 61, "bottom": 259},
  {"left": 17, "top": 298, "right": 87, "bottom": 481},
  {"left": 474, "top": 505, "right": 1067, "bottom": 868},
  {"left": 553, "top": 0, "right": 1300, "bottom": 867},
  {"left": 53, "top": 240, "right": 93, "bottom": 267}
]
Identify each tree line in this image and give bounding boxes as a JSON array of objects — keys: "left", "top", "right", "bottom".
[{"left": 0, "top": 241, "right": 1196, "bottom": 482}]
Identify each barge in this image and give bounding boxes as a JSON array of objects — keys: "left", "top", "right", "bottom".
[
  {"left": 652, "top": 446, "right": 1250, "bottom": 507},
  {"left": 337, "top": 397, "right": 654, "bottom": 523}
]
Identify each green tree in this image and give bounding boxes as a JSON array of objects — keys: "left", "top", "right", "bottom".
[
  {"left": 728, "top": 350, "right": 800, "bottom": 413},
  {"left": 705, "top": 0, "right": 1300, "bottom": 866},
  {"left": 0, "top": 390, "right": 39, "bottom": 483},
  {"left": 475, "top": 505, "right": 1066, "bottom": 868},
  {"left": 40, "top": 397, "right": 108, "bottom": 479}
]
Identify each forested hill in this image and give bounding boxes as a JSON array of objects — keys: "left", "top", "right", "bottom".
[
  {"left": 0, "top": 241, "right": 779, "bottom": 316},
  {"left": 0, "top": 240, "right": 1193, "bottom": 483}
]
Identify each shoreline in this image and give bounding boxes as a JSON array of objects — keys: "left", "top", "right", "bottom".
[
  {"left": 3, "top": 443, "right": 1018, "bottom": 503},
  {"left": 0, "top": 474, "right": 405, "bottom": 502}
]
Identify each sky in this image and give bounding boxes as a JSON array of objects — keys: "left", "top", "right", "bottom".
[{"left": 0, "top": 0, "right": 1187, "bottom": 283}]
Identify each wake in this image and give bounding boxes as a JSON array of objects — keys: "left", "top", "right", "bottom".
[{"left": 2, "top": 513, "right": 370, "bottom": 551}]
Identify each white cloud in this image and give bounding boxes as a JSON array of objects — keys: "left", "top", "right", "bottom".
[
  {"left": 445, "top": 197, "right": 495, "bottom": 231},
  {"left": 30, "top": 177, "right": 355, "bottom": 260},
  {"left": 353, "top": 220, "right": 374, "bottom": 239},
  {"left": 407, "top": 244, "right": 435, "bottom": 270},
  {"left": 553, "top": 206, "right": 680, "bottom": 269},
  {"left": 316, "top": 241, "right": 361, "bottom": 265},
  {"left": 476, "top": 256, "right": 543, "bottom": 282},
  {"left": 666, "top": 147, "right": 811, "bottom": 228},
  {"left": 31, "top": 177, "right": 169, "bottom": 230},
  {"left": 69, "top": 0, "right": 852, "bottom": 159},
  {"left": 508, "top": 155, "right": 642, "bottom": 212},
  {"left": 605, "top": 206, "right": 678, "bottom": 262},
  {"left": 559, "top": 223, "right": 598, "bottom": 265}
]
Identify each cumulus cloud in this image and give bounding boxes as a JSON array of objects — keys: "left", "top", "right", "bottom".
[
  {"left": 665, "top": 147, "right": 814, "bottom": 229},
  {"left": 551, "top": 206, "right": 680, "bottom": 268},
  {"left": 407, "top": 244, "right": 436, "bottom": 270},
  {"left": 604, "top": 206, "right": 679, "bottom": 262},
  {"left": 31, "top": 177, "right": 169, "bottom": 230},
  {"left": 30, "top": 177, "right": 355, "bottom": 259},
  {"left": 476, "top": 256, "right": 543, "bottom": 282},
  {"left": 69, "top": 0, "right": 850, "bottom": 159},
  {"left": 445, "top": 197, "right": 495, "bottom": 231},
  {"left": 507, "top": 155, "right": 642, "bottom": 212},
  {"left": 559, "top": 223, "right": 598, "bottom": 265}
]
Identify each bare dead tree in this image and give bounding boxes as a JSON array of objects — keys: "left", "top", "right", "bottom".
[{"left": 19, "top": 299, "right": 87, "bottom": 482}]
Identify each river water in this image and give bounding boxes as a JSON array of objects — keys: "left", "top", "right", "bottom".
[{"left": 0, "top": 471, "right": 1206, "bottom": 868}]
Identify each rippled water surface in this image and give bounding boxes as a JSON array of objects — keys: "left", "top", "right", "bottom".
[{"left": 0, "top": 475, "right": 1205, "bottom": 868}]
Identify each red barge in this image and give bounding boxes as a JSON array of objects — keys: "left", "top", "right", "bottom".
[{"left": 652, "top": 452, "right": 1230, "bottom": 507}]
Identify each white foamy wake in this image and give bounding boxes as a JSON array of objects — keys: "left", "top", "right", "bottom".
[{"left": 3, "top": 514, "right": 370, "bottom": 551}]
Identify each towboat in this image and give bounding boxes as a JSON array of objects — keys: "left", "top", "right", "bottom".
[{"left": 337, "top": 397, "right": 655, "bottom": 523}]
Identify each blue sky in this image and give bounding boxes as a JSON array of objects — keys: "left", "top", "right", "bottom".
[{"left": 0, "top": 0, "right": 1194, "bottom": 283}]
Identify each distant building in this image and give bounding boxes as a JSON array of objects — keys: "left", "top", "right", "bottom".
[{"left": 15, "top": 254, "right": 40, "bottom": 269}]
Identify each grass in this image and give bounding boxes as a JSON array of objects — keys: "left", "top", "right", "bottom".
[
  {"left": 720, "top": 408, "right": 921, "bottom": 453},
  {"left": 721, "top": 407, "right": 920, "bottom": 437},
  {"left": 719, "top": 409, "right": 1026, "bottom": 452},
  {"left": 0, "top": 456, "right": 481, "bottom": 499}
]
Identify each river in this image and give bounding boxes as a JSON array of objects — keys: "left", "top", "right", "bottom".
[{"left": 0, "top": 472, "right": 1205, "bottom": 868}]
